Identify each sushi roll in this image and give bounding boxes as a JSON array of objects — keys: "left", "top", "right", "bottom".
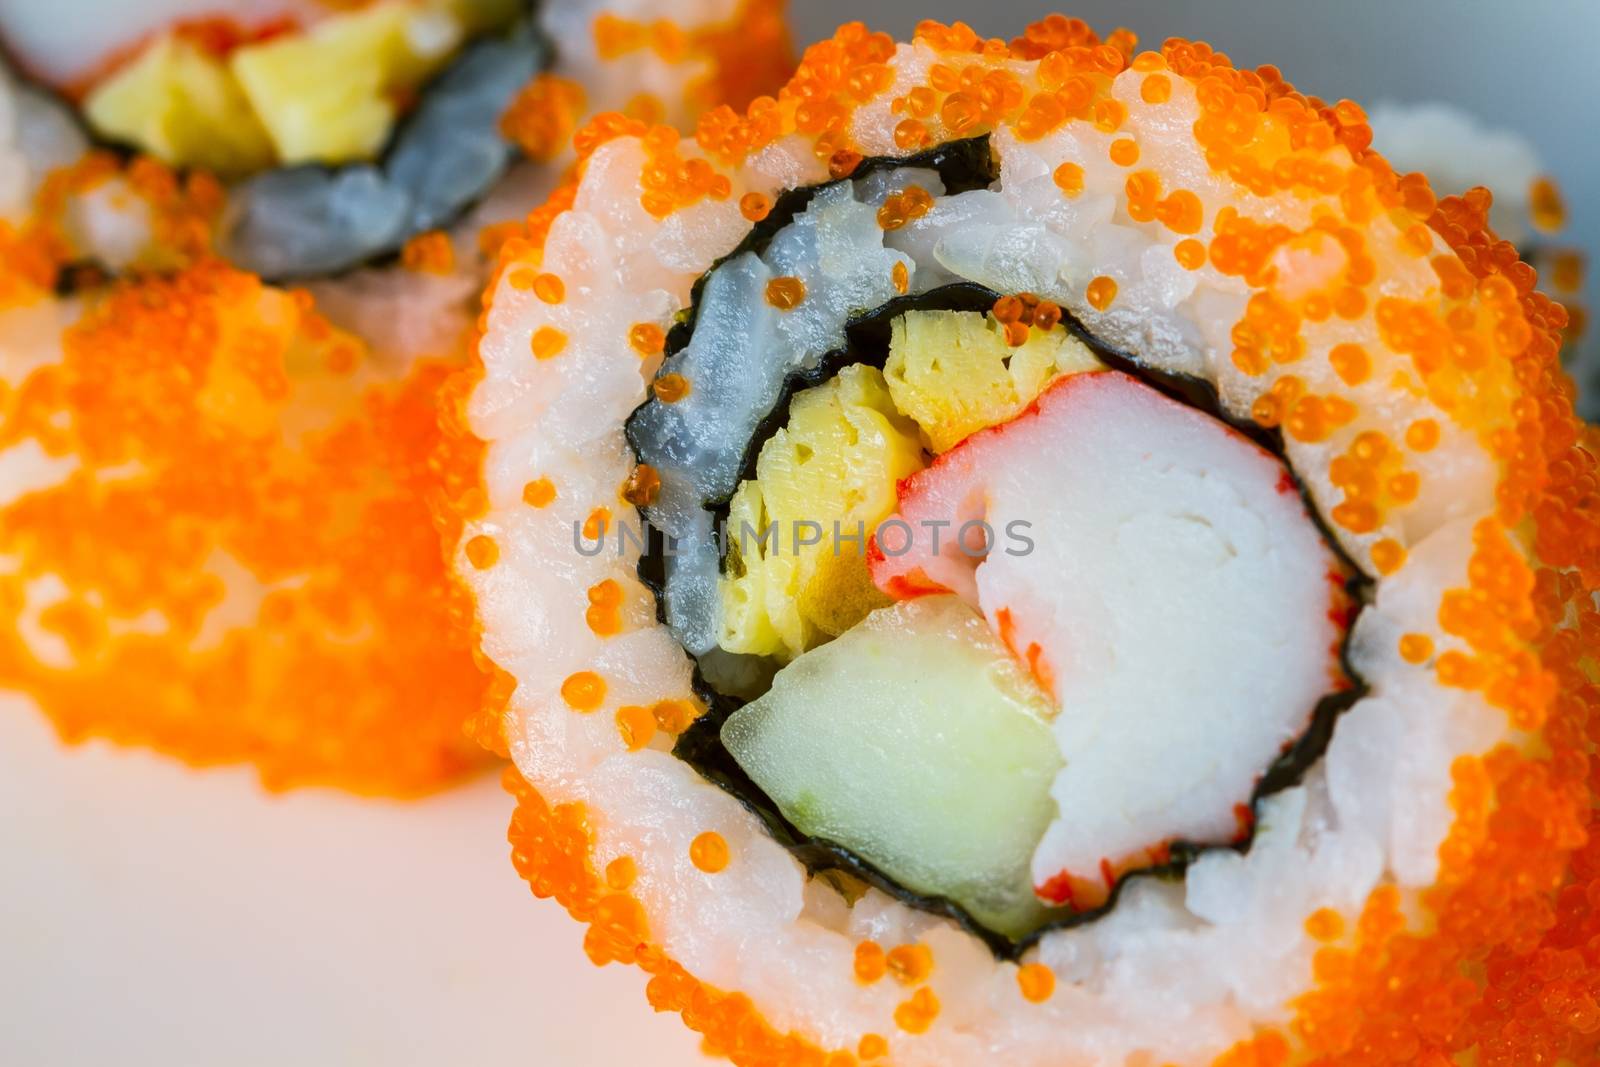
[
  {"left": 1, "top": 0, "right": 543, "bottom": 279},
  {"left": 456, "top": 18, "right": 1599, "bottom": 1065},
  {"left": 0, "top": 2, "right": 791, "bottom": 793},
  {"left": 0, "top": 0, "right": 788, "bottom": 279}
]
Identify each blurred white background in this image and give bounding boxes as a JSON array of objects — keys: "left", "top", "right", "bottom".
[{"left": 4, "top": 3, "right": 1597, "bottom": 1066}]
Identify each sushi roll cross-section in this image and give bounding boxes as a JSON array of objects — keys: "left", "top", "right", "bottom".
[
  {"left": 0, "top": 1, "right": 792, "bottom": 794},
  {"left": 0, "top": 0, "right": 791, "bottom": 279},
  {"left": 455, "top": 17, "right": 1599, "bottom": 1067}
]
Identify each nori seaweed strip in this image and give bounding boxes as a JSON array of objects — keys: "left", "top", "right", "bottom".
[
  {"left": 1, "top": 2, "right": 550, "bottom": 283},
  {"left": 629, "top": 145, "right": 1373, "bottom": 959}
]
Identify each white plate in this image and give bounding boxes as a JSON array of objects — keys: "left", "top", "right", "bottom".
[{"left": 0, "top": 695, "right": 710, "bottom": 1067}]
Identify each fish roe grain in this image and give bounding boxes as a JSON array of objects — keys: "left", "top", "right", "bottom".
[
  {"left": 828, "top": 150, "right": 863, "bottom": 179},
  {"left": 1551, "top": 250, "right": 1585, "bottom": 292},
  {"left": 325, "top": 342, "right": 359, "bottom": 375},
  {"left": 1140, "top": 73, "right": 1172, "bottom": 104},
  {"left": 651, "top": 698, "right": 699, "bottom": 734},
  {"left": 532, "top": 273, "right": 565, "bottom": 304},
  {"left": 1371, "top": 538, "right": 1407, "bottom": 575},
  {"left": 400, "top": 230, "right": 454, "bottom": 274},
  {"left": 582, "top": 506, "right": 611, "bottom": 541},
  {"left": 1333, "top": 286, "right": 1366, "bottom": 319},
  {"left": 531, "top": 326, "right": 568, "bottom": 360},
  {"left": 893, "top": 987, "right": 940, "bottom": 1034},
  {"left": 690, "top": 831, "right": 730, "bottom": 873},
  {"left": 1175, "top": 238, "right": 1207, "bottom": 270},
  {"left": 523, "top": 477, "right": 556, "bottom": 508},
  {"left": 1158, "top": 189, "right": 1203, "bottom": 234},
  {"left": 886, "top": 943, "right": 933, "bottom": 985},
  {"left": 464, "top": 534, "right": 499, "bottom": 570},
  {"left": 1053, "top": 161, "right": 1085, "bottom": 196},
  {"left": 604, "top": 855, "right": 637, "bottom": 890},
  {"left": 628, "top": 322, "right": 666, "bottom": 356},
  {"left": 1436, "top": 650, "right": 1484, "bottom": 689},
  {"left": 1233, "top": 348, "right": 1270, "bottom": 377},
  {"left": 1109, "top": 137, "right": 1140, "bottom": 166},
  {"left": 1400, "top": 224, "right": 1434, "bottom": 257},
  {"left": 894, "top": 118, "right": 930, "bottom": 150},
  {"left": 616, "top": 704, "right": 656, "bottom": 750},
  {"left": 498, "top": 72, "right": 585, "bottom": 161},
  {"left": 765, "top": 276, "right": 807, "bottom": 310},
  {"left": 857, "top": 1035, "right": 888, "bottom": 1060},
  {"left": 1305, "top": 907, "right": 1346, "bottom": 942},
  {"left": 1249, "top": 392, "right": 1283, "bottom": 425},
  {"left": 1087, "top": 275, "right": 1118, "bottom": 311},
  {"left": 1530, "top": 176, "right": 1566, "bottom": 232},
  {"left": 586, "top": 579, "right": 623, "bottom": 636},
  {"left": 1388, "top": 471, "right": 1421, "bottom": 502},
  {"left": 1017, "top": 962, "right": 1056, "bottom": 1003},
  {"left": 622, "top": 464, "right": 661, "bottom": 507},
  {"left": 1399, "top": 633, "right": 1434, "bottom": 664},
  {"left": 1405, "top": 418, "right": 1440, "bottom": 451},
  {"left": 653, "top": 373, "right": 691, "bottom": 402},
  {"left": 1329, "top": 343, "right": 1371, "bottom": 386},
  {"left": 854, "top": 941, "right": 888, "bottom": 984},
  {"left": 1331, "top": 500, "right": 1379, "bottom": 534},
  {"left": 739, "top": 191, "right": 772, "bottom": 222},
  {"left": 561, "top": 671, "right": 606, "bottom": 712},
  {"left": 1093, "top": 97, "right": 1126, "bottom": 132},
  {"left": 891, "top": 260, "right": 909, "bottom": 294}
]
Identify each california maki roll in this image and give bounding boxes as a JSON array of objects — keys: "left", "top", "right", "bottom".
[
  {"left": 457, "top": 17, "right": 1599, "bottom": 1065},
  {"left": 0, "top": 1, "right": 791, "bottom": 793}
]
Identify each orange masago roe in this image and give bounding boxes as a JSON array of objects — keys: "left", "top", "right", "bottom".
[
  {"left": 0, "top": 260, "right": 491, "bottom": 793},
  {"left": 477, "top": 15, "right": 1600, "bottom": 1067}
]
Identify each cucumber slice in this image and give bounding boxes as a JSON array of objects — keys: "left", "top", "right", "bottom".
[{"left": 721, "top": 595, "right": 1062, "bottom": 938}]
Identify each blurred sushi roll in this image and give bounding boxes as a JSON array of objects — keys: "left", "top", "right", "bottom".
[
  {"left": 0, "top": 0, "right": 788, "bottom": 280},
  {"left": 0, "top": 0, "right": 541, "bottom": 278},
  {"left": 0, "top": 1, "right": 791, "bottom": 794},
  {"left": 456, "top": 18, "right": 1599, "bottom": 1066},
  {"left": 1369, "top": 102, "right": 1593, "bottom": 417}
]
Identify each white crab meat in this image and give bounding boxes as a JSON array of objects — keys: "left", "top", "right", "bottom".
[{"left": 870, "top": 369, "right": 1349, "bottom": 909}]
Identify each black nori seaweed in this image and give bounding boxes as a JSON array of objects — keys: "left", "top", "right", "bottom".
[
  {"left": 658, "top": 134, "right": 1000, "bottom": 357},
  {"left": 0, "top": 2, "right": 550, "bottom": 285},
  {"left": 628, "top": 137, "right": 1373, "bottom": 960}
]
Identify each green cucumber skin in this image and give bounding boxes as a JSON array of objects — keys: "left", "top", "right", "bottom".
[{"left": 722, "top": 596, "right": 1062, "bottom": 940}]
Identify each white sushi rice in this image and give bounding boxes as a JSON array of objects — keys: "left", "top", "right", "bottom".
[{"left": 464, "top": 40, "right": 1521, "bottom": 1066}]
